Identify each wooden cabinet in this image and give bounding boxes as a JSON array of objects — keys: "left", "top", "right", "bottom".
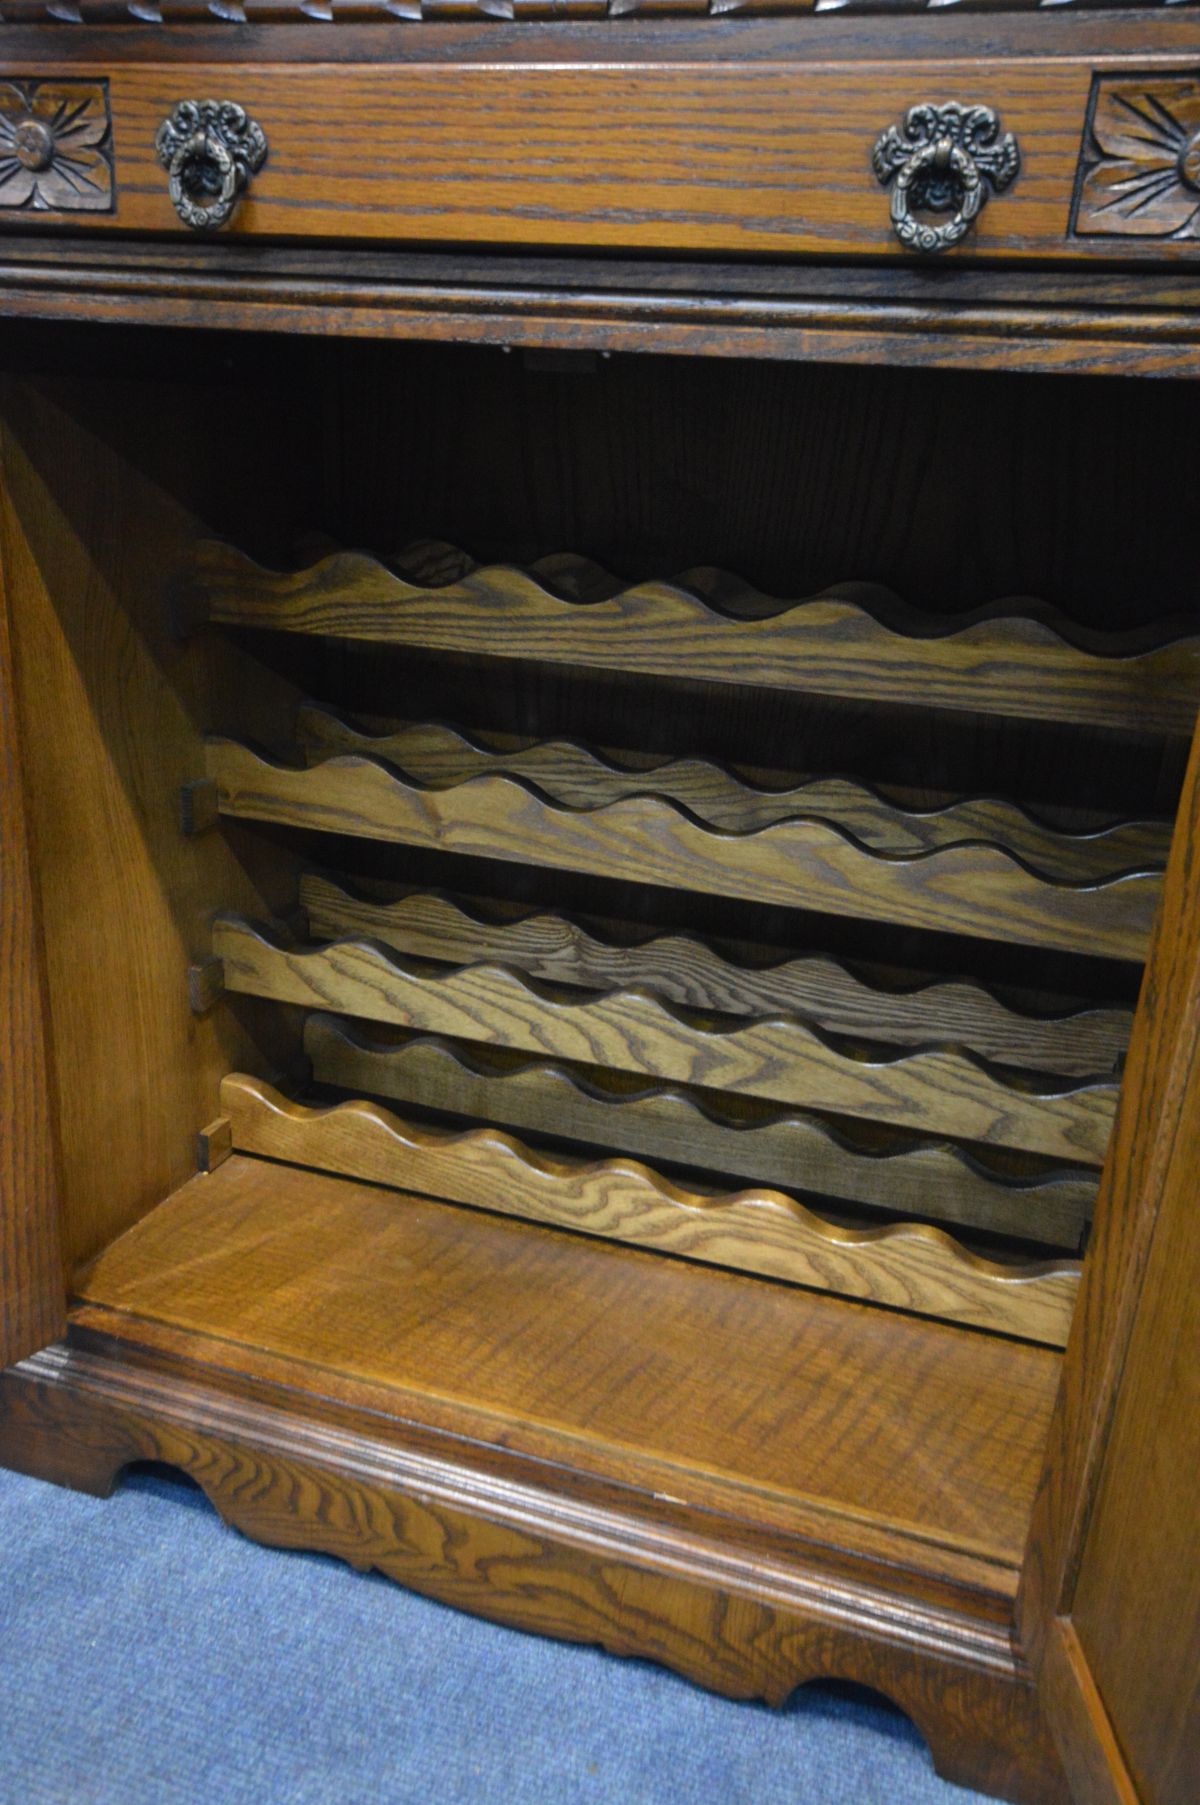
[{"left": 0, "top": 10, "right": 1197, "bottom": 1802}]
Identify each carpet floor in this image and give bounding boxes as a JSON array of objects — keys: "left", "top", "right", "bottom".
[{"left": 0, "top": 1462, "right": 992, "bottom": 1805}]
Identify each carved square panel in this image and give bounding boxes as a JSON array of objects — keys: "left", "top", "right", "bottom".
[
  {"left": 1072, "top": 72, "right": 1200, "bottom": 241},
  {"left": 0, "top": 78, "right": 114, "bottom": 213}
]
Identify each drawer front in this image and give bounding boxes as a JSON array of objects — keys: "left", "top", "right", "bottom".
[{"left": 2, "top": 56, "right": 1199, "bottom": 261}]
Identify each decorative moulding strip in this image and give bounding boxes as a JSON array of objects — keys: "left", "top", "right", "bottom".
[
  {"left": 300, "top": 877, "right": 1134, "bottom": 1078},
  {"left": 205, "top": 739, "right": 1161, "bottom": 960},
  {"left": 304, "top": 1014, "right": 1097, "bottom": 1249},
  {"left": 221, "top": 1072, "right": 1081, "bottom": 1346},
  {"left": 190, "top": 542, "right": 1200, "bottom": 737},
  {"left": 296, "top": 708, "right": 1172, "bottom": 881},
  {"left": 213, "top": 915, "right": 1119, "bottom": 1162},
  {"left": 0, "top": 0, "right": 1189, "bottom": 21}
]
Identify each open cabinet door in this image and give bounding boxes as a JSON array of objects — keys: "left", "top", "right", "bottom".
[
  {"left": 1017, "top": 726, "right": 1200, "bottom": 1804},
  {"left": 0, "top": 506, "right": 64, "bottom": 1368}
]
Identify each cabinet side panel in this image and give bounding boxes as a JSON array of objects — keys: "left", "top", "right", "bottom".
[
  {"left": 0, "top": 373, "right": 308, "bottom": 1272},
  {"left": 0, "top": 492, "right": 65, "bottom": 1367}
]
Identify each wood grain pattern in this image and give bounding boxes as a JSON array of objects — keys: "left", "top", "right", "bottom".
[
  {"left": 0, "top": 1331, "right": 1071, "bottom": 1805},
  {"left": 1017, "top": 720, "right": 1200, "bottom": 1682},
  {"left": 195, "top": 543, "right": 1200, "bottom": 737},
  {"left": 9, "top": 239, "right": 1200, "bottom": 379},
  {"left": 1063, "top": 999, "right": 1200, "bottom": 1802},
  {"left": 4, "top": 50, "right": 1200, "bottom": 265},
  {"left": 215, "top": 917, "right": 1117, "bottom": 1163},
  {"left": 301, "top": 880, "right": 1133, "bottom": 1078},
  {"left": 70, "top": 1151, "right": 1067, "bottom": 1565},
  {"left": 0, "top": 373, "right": 308, "bottom": 1271},
  {"left": 297, "top": 710, "right": 1171, "bottom": 879},
  {"left": 0, "top": 475, "right": 64, "bottom": 1368},
  {"left": 221, "top": 1074, "right": 1078, "bottom": 1342},
  {"left": 305, "top": 1016, "right": 1096, "bottom": 1250},
  {"left": 207, "top": 742, "right": 1161, "bottom": 961}
]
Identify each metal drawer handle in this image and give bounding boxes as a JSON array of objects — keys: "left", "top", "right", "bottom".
[
  {"left": 155, "top": 100, "right": 267, "bottom": 232},
  {"left": 873, "top": 104, "right": 1020, "bottom": 255}
]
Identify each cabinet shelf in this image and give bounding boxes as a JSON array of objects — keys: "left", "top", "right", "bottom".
[
  {"left": 188, "top": 540, "right": 1200, "bottom": 737},
  {"left": 206, "top": 739, "right": 1161, "bottom": 960},
  {"left": 305, "top": 1015, "right": 1096, "bottom": 1252},
  {"left": 214, "top": 915, "right": 1116, "bottom": 1167},
  {"left": 301, "top": 878, "right": 1132, "bottom": 1078}
]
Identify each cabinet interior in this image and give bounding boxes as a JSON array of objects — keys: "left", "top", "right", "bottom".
[{"left": 3, "top": 319, "right": 1195, "bottom": 1609}]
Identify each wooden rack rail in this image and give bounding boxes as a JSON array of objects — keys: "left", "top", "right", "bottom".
[
  {"left": 300, "top": 879, "right": 1133, "bottom": 1077},
  {"left": 213, "top": 916, "right": 1119, "bottom": 1163},
  {"left": 296, "top": 709, "right": 1173, "bottom": 880},
  {"left": 206, "top": 740, "right": 1161, "bottom": 960},
  {"left": 305, "top": 1015, "right": 1096, "bottom": 1250},
  {"left": 187, "top": 540, "right": 1200, "bottom": 736},
  {"left": 221, "top": 1074, "right": 1081, "bottom": 1347}
]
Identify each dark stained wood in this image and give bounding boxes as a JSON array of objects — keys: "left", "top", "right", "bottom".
[
  {"left": 215, "top": 917, "right": 1119, "bottom": 1163},
  {"left": 221, "top": 1074, "right": 1080, "bottom": 1341},
  {"left": 0, "top": 1331, "right": 1071, "bottom": 1805},
  {"left": 304, "top": 1016, "right": 1096, "bottom": 1251},
  {"left": 208, "top": 743, "right": 1161, "bottom": 961},
  {"left": 301, "top": 879, "right": 1133, "bottom": 1078},
  {"left": 0, "top": 467, "right": 64, "bottom": 1369},
  {"left": 7, "top": 242, "right": 1200, "bottom": 378}
]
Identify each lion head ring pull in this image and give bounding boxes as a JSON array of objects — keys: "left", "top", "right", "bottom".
[
  {"left": 872, "top": 104, "right": 1019, "bottom": 254},
  {"left": 155, "top": 100, "right": 267, "bottom": 231}
]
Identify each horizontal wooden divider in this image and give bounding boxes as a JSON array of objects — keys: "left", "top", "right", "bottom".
[
  {"left": 301, "top": 878, "right": 1133, "bottom": 1078},
  {"left": 297, "top": 708, "right": 1171, "bottom": 881},
  {"left": 205, "top": 740, "right": 1160, "bottom": 960},
  {"left": 221, "top": 1073, "right": 1081, "bottom": 1348},
  {"left": 213, "top": 917, "right": 1118, "bottom": 1163},
  {"left": 305, "top": 1016, "right": 1096, "bottom": 1251},
  {"left": 189, "top": 541, "right": 1200, "bottom": 737}
]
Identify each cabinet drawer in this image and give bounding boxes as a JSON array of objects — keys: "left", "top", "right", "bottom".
[{"left": 3, "top": 52, "right": 1199, "bottom": 261}]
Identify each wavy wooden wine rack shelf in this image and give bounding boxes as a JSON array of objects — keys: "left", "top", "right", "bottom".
[
  {"left": 221, "top": 1073, "right": 1081, "bottom": 1347},
  {"left": 297, "top": 708, "right": 1173, "bottom": 879},
  {"left": 304, "top": 1015, "right": 1097, "bottom": 1251},
  {"left": 189, "top": 540, "right": 1200, "bottom": 736},
  {"left": 205, "top": 738, "right": 1161, "bottom": 960},
  {"left": 300, "top": 878, "right": 1133, "bottom": 1078},
  {"left": 213, "top": 916, "right": 1118, "bottom": 1164}
]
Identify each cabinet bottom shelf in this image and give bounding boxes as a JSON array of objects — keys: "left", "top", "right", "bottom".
[{"left": 0, "top": 1153, "right": 1069, "bottom": 1805}]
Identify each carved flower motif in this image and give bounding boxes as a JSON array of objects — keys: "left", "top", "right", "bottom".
[
  {"left": 1075, "top": 78, "right": 1200, "bottom": 240},
  {"left": 0, "top": 80, "right": 114, "bottom": 213}
]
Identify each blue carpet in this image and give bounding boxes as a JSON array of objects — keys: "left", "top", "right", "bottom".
[{"left": 0, "top": 1463, "right": 990, "bottom": 1805}]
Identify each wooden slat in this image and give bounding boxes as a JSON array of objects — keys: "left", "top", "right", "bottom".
[
  {"left": 297, "top": 709, "right": 1171, "bottom": 880},
  {"left": 192, "top": 541, "right": 1200, "bottom": 737},
  {"left": 221, "top": 1075, "right": 1080, "bottom": 1346},
  {"left": 206, "top": 741, "right": 1161, "bottom": 960},
  {"left": 301, "top": 878, "right": 1134, "bottom": 1078},
  {"left": 305, "top": 1017, "right": 1096, "bottom": 1250},
  {"left": 215, "top": 918, "right": 1117, "bottom": 1163}
]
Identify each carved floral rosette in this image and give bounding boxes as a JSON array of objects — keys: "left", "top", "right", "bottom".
[
  {"left": 0, "top": 79, "right": 113, "bottom": 212},
  {"left": 1074, "top": 75, "right": 1200, "bottom": 239}
]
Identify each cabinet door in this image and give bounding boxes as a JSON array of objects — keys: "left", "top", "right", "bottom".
[
  {"left": 0, "top": 502, "right": 64, "bottom": 1368},
  {"left": 1018, "top": 727, "right": 1200, "bottom": 1803}
]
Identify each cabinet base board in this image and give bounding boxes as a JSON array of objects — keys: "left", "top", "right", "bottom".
[{"left": 0, "top": 1332, "right": 1067, "bottom": 1805}]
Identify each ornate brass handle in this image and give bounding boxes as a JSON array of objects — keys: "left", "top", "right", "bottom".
[
  {"left": 872, "top": 104, "right": 1020, "bottom": 254},
  {"left": 155, "top": 100, "right": 267, "bottom": 231}
]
